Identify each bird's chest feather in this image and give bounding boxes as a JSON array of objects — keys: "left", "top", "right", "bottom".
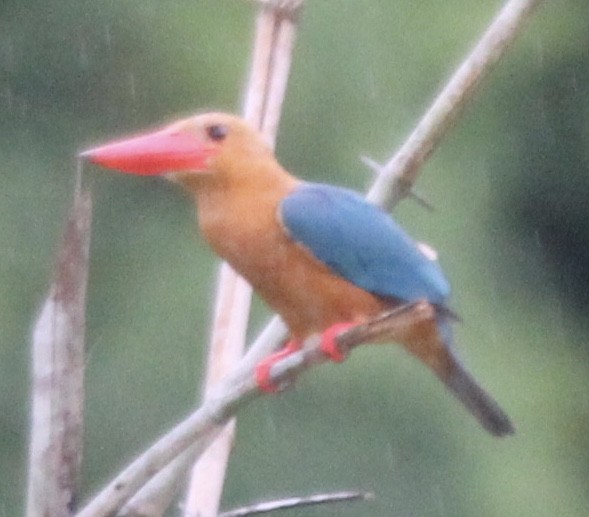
[
  {"left": 196, "top": 191, "right": 387, "bottom": 338},
  {"left": 197, "top": 191, "right": 290, "bottom": 279}
]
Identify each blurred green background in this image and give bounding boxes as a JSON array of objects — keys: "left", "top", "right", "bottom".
[{"left": 2, "top": 0, "right": 589, "bottom": 515}]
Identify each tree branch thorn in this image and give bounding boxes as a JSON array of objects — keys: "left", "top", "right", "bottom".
[{"left": 360, "top": 155, "right": 434, "bottom": 211}]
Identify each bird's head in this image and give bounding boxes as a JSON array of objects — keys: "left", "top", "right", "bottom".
[{"left": 79, "top": 112, "right": 280, "bottom": 191}]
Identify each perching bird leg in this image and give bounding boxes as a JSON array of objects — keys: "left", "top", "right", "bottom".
[
  {"left": 319, "top": 322, "right": 357, "bottom": 362},
  {"left": 255, "top": 341, "right": 301, "bottom": 393},
  {"left": 255, "top": 322, "right": 356, "bottom": 392}
]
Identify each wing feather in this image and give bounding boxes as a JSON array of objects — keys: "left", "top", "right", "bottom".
[{"left": 280, "top": 184, "right": 450, "bottom": 305}]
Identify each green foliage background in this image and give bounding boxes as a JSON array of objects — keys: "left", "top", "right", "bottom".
[{"left": 2, "top": 1, "right": 589, "bottom": 515}]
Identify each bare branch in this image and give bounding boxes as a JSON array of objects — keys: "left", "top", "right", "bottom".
[
  {"left": 75, "top": 303, "right": 432, "bottom": 517},
  {"left": 218, "top": 490, "right": 373, "bottom": 516},
  {"left": 367, "top": 0, "right": 543, "bottom": 209},
  {"left": 242, "top": 0, "right": 543, "bottom": 383},
  {"left": 117, "top": 318, "right": 289, "bottom": 517},
  {"left": 181, "top": 267, "right": 250, "bottom": 517},
  {"left": 182, "top": 2, "right": 302, "bottom": 516},
  {"left": 118, "top": 2, "right": 304, "bottom": 516},
  {"left": 27, "top": 167, "right": 92, "bottom": 517},
  {"left": 117, "top": 435, "right": 219, "bottom": 517}
]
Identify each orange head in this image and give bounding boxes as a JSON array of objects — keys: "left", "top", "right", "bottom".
[{"left": 79, "top": 112, "right": 284, "bottom": 192}]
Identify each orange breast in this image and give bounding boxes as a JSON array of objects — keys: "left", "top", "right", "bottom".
[
  {"left": 194, "top": 179, "right": 390, "bottom": 341},
  {"left": 248, "top": 234, "right": 390, "bottom": 340}
]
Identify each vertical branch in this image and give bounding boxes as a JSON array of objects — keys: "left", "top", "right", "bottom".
[
  {"left": 27, "top": 167, "right": 92, "bottom": 516},
  {"left": 116, "top": 3, "right": 304, "bottom": 516},
  {"left": 182, "top": 266, "right": 251, "bottom": 517},
  {"left": 184, "top": 3, "right": 303, "bottom": 517}
]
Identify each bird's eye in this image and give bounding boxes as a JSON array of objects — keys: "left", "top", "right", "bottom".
[{"left": 206, "top": 124, "right": 228, "bottom": 142}]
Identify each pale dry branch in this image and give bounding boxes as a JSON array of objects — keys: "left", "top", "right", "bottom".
[
  {"left": 118, "top": 318, "right": 289, "bottom": 517},
  {"left": 27, "top": 169, "right": 92, "bottom": 517},
  {"left": 181, "top": 267, "right": 251, "bottom": 517},
  {"left": 218, "top": 490, "right": 373, "bottom": 516},
  {"left": 75, "top": 303, "right": 431, "bottom": 517},
  {"left": 367, "top": 0, "right": 543, "bottom": 209},
  {"left": 182, "top": 2, "right": 303, "bottom": 516},
  {"left": 117, "top": 2, "right": 304, "bottom": 516},
  {"left": 117, "top": 435, "right": 219, "bottom": 517}
]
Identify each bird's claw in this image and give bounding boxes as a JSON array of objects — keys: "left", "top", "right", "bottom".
[
  {"left": 255, "top": 341, "right": 300, "bottom": 393},
  {"left": 256, "top": 323, "right": 356, "bottom": 392},
  {"left": 320, "top": 322, "right": 356, "bottom": 362}
]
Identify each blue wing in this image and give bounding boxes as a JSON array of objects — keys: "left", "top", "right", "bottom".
[{"left": 280, "top": 183, "right": 451, "bottom": 305}]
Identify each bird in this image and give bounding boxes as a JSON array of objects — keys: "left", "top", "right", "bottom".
[{"left": 80, "top": 112, "right": 514, "bottom": 437}]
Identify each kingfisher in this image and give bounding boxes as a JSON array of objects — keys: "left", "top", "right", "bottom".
[{"left": 81, "top": 112, "right": 514, "bottom": 437}]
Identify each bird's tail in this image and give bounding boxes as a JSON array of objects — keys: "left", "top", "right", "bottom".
[
  {"left": 438, "top": 350, "right": 515, "bottom": 437},
  {"left": 405, "top": 314, "right": 515, "bottom": 437}
]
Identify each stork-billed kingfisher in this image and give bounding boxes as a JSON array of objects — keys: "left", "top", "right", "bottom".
[{"left": 80, "top": 112, "right": 514, "bottom": 437}]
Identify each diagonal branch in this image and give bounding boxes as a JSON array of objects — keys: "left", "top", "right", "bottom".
[
  {"left": 75, "top": 303, "right": 431, "bottom": 517},
  {"left": 183, "top": 3, "right": 302, "bottom": 517},
  {"left": 367, "top": 0, "right": 543, "bottom": 209},
  {"left": 243, "top": 0, "right": 544, "bottom": 379}
]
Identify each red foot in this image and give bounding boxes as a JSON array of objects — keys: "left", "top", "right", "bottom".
[
  {"left": 255, "top": 341, "right": 301, "bottom": 393},
  {"left": 320, "top": 322, "right": 357, "bottom": 362}
]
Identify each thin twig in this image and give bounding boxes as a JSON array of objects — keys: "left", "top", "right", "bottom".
[
  {"left": 367, "top": 0, "right": 543, "bottom": 209},
  {"left": 218, "top": 490, "right": 373, "bottom": 516},
  {"left": 27, "top": 165, "right": 92, "bottom": 517}
]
